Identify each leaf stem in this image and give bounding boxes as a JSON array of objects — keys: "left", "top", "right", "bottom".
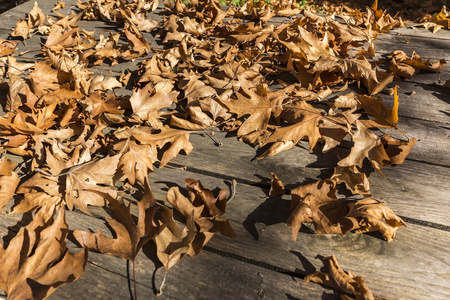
[
  {"left": 133, "top": 258, "right": 138, "bottom": 300},
  {"left": 156, "top": 270, "right": 167, "bottom": 296}
]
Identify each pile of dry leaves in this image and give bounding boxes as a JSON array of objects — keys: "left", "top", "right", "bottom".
[{"left": 0, "top": 0, "right": 447, "bottom": 299}]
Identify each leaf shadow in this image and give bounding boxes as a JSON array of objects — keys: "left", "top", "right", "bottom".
[
  {"left": 241, "top": 173, "right": 291, "bottom": 240},
  {"left": 2, "top": 212, "right": 33, "bottom": 248},
  {"left": 285, "top": 251, "right": 341, "bottom": 300}
]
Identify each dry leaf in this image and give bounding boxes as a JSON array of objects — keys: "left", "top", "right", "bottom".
[
  {"left": 306, "top": 254, "right": 376, "bottom": 300},
  {"left": 0, "top": 157, "right": 20, "bottom": 212},
  {"left": 269, "top": 172, "right": 286, "bottom": 197},
  {"left": 0, "top": 207, "right": 88, "bottom": 300},
  {"left": 74, "top": 178, "right": 161, "bottom": 260}
]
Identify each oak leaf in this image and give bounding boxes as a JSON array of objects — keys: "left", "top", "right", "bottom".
[
  {"left": 331, "top": 166, "right": 371, "bottom": 197},
  {"left": 342, "top": 198, "right": 406, "bottom": 242},
  {"left": 219, "top": 81, "right": 286, "bottom": 136},
  {"left": 269, "top": 172, "right": 286, "bottom": 198},
  {"left": 337, "top": 120, "right": 389, "bottom": 170}
]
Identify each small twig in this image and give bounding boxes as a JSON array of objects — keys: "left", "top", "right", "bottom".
[
  {"left": 18, "top": 47, "right": 41, "bottom": 56},
  {"left": 203, "top": 130, "right": 222, "bottom": 146},
  {"left": 396, "top": 32, "right": 409, "bottom": 44}
]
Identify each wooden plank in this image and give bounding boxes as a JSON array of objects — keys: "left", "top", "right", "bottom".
[
  {"left": 2, "top": 170, "right": 449, "bottom": 300},
  {"left": 0, "top": 205, "right": 331, "bottom": 299},
  {"left": 146, "top": 170, "right": 450, "bottom": 299},
  {"left": 374, "top": 32, "right": 450, "bottom": 60},
  {"left": 157, "top": 131, "right": 450, "bottom": 225}
]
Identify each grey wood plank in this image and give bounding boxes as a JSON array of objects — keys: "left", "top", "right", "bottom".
[
  {"left": 146, "top": 170, "right": 450, "bottom": 300},
  {"left": 0, "top": 159, "right": 448, "bottom": 300},
  {"left": 0, "top": 208, "right": 332, "bottom": 300},
  {"left": 160, "top": 130, "right": 450, "bottom": 225}
]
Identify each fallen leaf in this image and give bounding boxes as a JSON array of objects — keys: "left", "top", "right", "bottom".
[
  {"left": 0, "top": 157, "right": 20, "bottom": 212},
  {"left": 74, "top": 178, "right": 161, "bottom": 260},
  {"left": 306, "top": 254, "right": 376, "bottom": 300},
  {"left": 0, "top": 207, "right": 88, "bottom": 300}
]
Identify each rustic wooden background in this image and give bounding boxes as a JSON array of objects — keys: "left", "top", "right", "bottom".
[{"left": 0, "top": 0, "right": 449, "bottom": 299}]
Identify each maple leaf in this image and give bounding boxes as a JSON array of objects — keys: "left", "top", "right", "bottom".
[
  {"left": 121, "top": 29, "right": 150, "bottom": 60},
  {"left": 15, "top": 154, "right": 120, "bottom": 215},
  {"left": 342, "top": 198, "right": 406, "bottom": 242},
  {"left": 258, "top": 100, "right": 323, "bottom": 158},
  {"left": 45, "top": 26, "right": 81, "bottom": 49},
  {"left": 357, "top": 85, "right": 399, "bottom": 128},
  {"left": 154, "top": 206, "right": 197, "bottom": 271},
  {"left": 11, "top": 19, "right": 30, "bottom": 40},
  {"left": 115, "top": 139, "right": 157, "bottom": 185},
  {"left": 64, "top": 155, "right": 121, "bottom": 214},
  {"left": 89, "top": 75, "right": 122, "bottom": 94},
  {"left": 115, "top": 126, "right": 193, "bottom": 167},
  {"left": 0, "top": 207, "right": 88, "bottom": 300},
  {"left": 166, "top": 179, "right": 236, "bottom": 257},
  {"left": 74, "top": 178, "right": 161, "bottom": 260},
  {"left": 219, "top": 81, "right": 286, "bottom": 136},
  {"left": 0, "top": 157, "right": 20, "bottom": 212},
  {"left": 29, "top": 61, "right": 71, "bottom": 97},
  {"left": 129, "top": 80, "right": 178, "bottom": 127},
  {"left": 0, "top": 39, "right": 19, "bottom": 57},
  {"left": 306, "top": 254, "right": 376, "bottom": 300}
]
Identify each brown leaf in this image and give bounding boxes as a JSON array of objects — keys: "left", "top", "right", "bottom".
[
  {"left": 88, "top": 75, "right": 122, "bottom": 93},
  {"left": 45, "top": 26, "right": 81, "bottom": 48},
  {"left": 219, "top": 82, "right": 286, "bottom": 136},
  {"left": 65, "top": 155, "right": 121, "bottom": 214},
  {"left": 0, "top": 157, "right": 20, "bottom": 212},
  {"left": 288, "top": 180, "right": 343, "bottom": 240},
  {"left": 338, "top": 120, "right": 389, "bottom": 170},
  {"left": 116, "top": 126, "right": 193, "bottom": 168},
  {"left": 116, "top": 139, "right": 157, "bottom": 185},
  {"left": 0, "top": 40, "right": 19, "bottom": 57},
  {"left": 154, "top": 206, "right": 197, "bottom": 271},
  {"left": 269, "top": 172, "right": 286, "bottom": 197},
  {"left": 11, "top": 19, "right": 30, "bottom": 40},
  {"left": 74, "top": 178, "right": 161, "bottom": 260},
  {"left": 0, "top": 207, "right": 88, "bottom": 300},
  {"left": 358, "top": 85, "right": 399, "bottom": 128},
  {"left": 129, "top": 80, "right": 178, "bottom": 127},
  {"left": 342, "top": 198, "right": 406, "bottom": 242},
  {"left": 166, "top": 180, "right": 236, "bottom": 257},
  {"left": 258, "top": 101, "right": 323, "bottom": 158},
  {"left": 306, "top": 254, "right": 375, "bottom": 300},
  {"left": 331, "top": 166, "right": 371, "bottom": 197},
  {"left": 381, "top": 135, "right": 417, "bottom": 165}
]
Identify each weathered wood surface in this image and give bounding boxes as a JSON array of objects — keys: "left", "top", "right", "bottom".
[{"left": 0, "top": 1, "right": 449, "bottom": 300}]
